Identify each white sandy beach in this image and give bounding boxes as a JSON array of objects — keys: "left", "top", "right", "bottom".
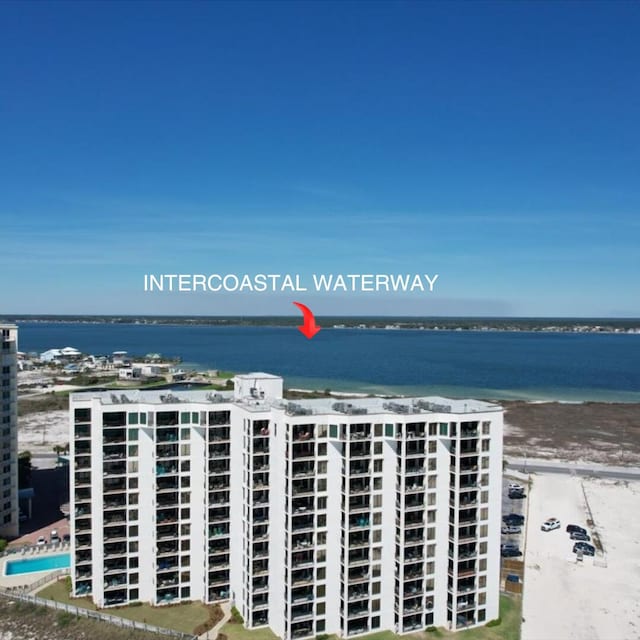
[{"left": 522, "top": 474, "right": 640, "bottom": 640}]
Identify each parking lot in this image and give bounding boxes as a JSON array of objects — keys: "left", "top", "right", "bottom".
[{"left": 522, "top": 473, "right": 640, "bottom": 640}]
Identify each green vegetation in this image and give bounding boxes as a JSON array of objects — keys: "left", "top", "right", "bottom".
[
  {"left": 221, "top": 621, "right": 280, "bottom": 640},
  {"left": 0, "top": 538, "right": 8, "bottom": 552},
  {"left": 18, "top": 450, "right": 33, "bottom": 488},
  {"left": 217, "top": 370, "right": 235, "bottom": 379},
  {"left": 37, "top": 579, "right": 214, "bottom": 634},
  {"left": 18, "top": 393, "right": 69, "bottom": 416},
  {"left": 231, "top": 605, "right": 244, "bottom": 623}
]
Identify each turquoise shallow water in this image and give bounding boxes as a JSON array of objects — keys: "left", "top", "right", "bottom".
[
  {"left": 17, "top": 322, "right": 640, "bottom": 402},
  {"left": 5, "top": 553, "right": 70, "bottom": 575}
]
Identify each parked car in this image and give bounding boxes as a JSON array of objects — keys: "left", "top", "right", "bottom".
[
  {"left": 501, "top": 525, "right": 521, "bottom": 534},
  {"left": 62, "top": 533, "right": 71, "bottom": 543},
  {"left": 570, "top": 531, "right": 591, "bottom": 542},
  {"left": 573, "top": 542, "right": 595, "bottom": 556},
  {"left": 503, "top": 513, "right": 525, "bottom": 525},
  {"left": 508, "top": 489, "right": 526, "bottom": 499},
  {"left": 508, "top": 483, "right": 524, "bottom": 492},
  {"left": 36, "top": 536, "right": 46, "bottom": 546},
  {"left": 501, "top": 547, "right": 523, "bottom": 557},
  {"left": 50, "top": 529, "right": 60, "bottom": 544},
  {"left": 541, "top": 518, "right": 561, "bottom": 531},
  {"left": 566, "top": 524, "right": 587, "bottom": 535}
]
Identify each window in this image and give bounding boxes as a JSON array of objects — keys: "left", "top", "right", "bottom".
[
  {"left": 181, "top": 428, "right": 190, "bottom": 440},
  {"left": 128, "top": 412, "right": 139, "bottom": 425},
  {"left": 317, "top": 424, "right": 327, "bottom": 438},
  {"left": 129, "top": 541, "right": 138, "bottom": 553},
  {"left": 140, "top": 412, "right": 147, "bottom": 425},
  {"left": 482, "top": 421, "right": 490, "bottom": 435},
  {"left": 130, "top": 573, "right": 139, "bottom": 584},
  {"left": 373, "top": 529, "right": 381, "bottom": 542},
  {"left": 329, "top": 425, "right": 338, "bottom": 438},
  {"left": 373, "top": 512, "right": 381, "bottom": 525},
  {"left": 316, "top": 585, "right": 325, "bottom": 598},
  {"left": 318, "top": 479, "right": 327, "bottom": 493},
  {"left": 129, "top": 509, "right": 138, "bottom": 521},
  {"left": 318, "top": 443, "right": 327, "bottom": 457},
  {"left": 316, "top": 567, "right": 325, "bottom": 580},
  {"left": 439, "top": 423, "right": 448, "bottom": 436},
  {"left": 385, "top": 424, "right": 393, "bottom": 437},
  {"left": 128, "top": 428, "right": 138, "bottom": 441},
  {"left": 316, "top": 621, "right": 325, "bottom": 633},
  {"left": 191, "top": 412, "right": 198, "bottom": 424},
  {"left": 316, "top": 602, "right": 325, "bottom": 615},
  {"left": 372, "top": 599, "right": 380, "bottom": 612},
  {"left": 128, "top": 445, "right": 138, "bottom": 457},
  {"left": 374, "top": 424, "right": 382, "bottom": 437},
  {"left": 478, "top": 609, "right": 486, "bottom": 622},
  {"left": 374, "top": 460, "right": 382, "bottom": 473},
  {"left": 374, "top": 442, "right": 382, "bottom": 455},
  {"left": 374, "top": 477, "right": 382, "bottom": 490},
  {"left": 128, "top": 477, "right": 138, "bottom": 489},
  {"left": 482, "top": 439, "right": 490, "bottom": 452},
  {"left": 181, "top": 539, "right": 190, "bottom": 551},
  {"left": 129, "top": 525, "right": 138, "bottom": 537},
  {"left": 372, "top": 581, "right": 381, "bottom": 594}
]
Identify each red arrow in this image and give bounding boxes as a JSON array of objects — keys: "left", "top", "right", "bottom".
[{"left": 293, "top": 301, "right": 321, "bottom": 339}]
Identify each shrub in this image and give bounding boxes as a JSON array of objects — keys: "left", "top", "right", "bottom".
[
  {"left": 57, "top": 611, "right": 74, "bottom": 627},
  {"left": 0, "top": 538, "right": 7, "bottom": 552},
  {"left": 63, "top": 576, "right": 72, "bottom": 593},
  {"left": 486, "top": 617, "right": 502, "bottom": 627},
  {"left": 230, "top": 606, "right": 244, "bottom": 624}
]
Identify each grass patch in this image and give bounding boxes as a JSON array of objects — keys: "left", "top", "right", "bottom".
[
  {"left": 221, "top": 619, "right": 280, "bottom": 640},
  {"left": 37, "top": 579, "right": 213, "bottom": 634}
]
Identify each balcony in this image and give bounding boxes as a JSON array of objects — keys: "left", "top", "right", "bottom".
[
  {"left": 75, "top": 553, "right": 92, "bottom": 565},
  {"left": 75, "top": 505, "right": 92, "bottom": 518},
  {"left": 157, "top": 543, "right": 179, "bottom": 556},
  {"left": 209, "top": 507, "right": 230, "bottom": 523},
  {"left": 292, "top": 533, "right": 313, "bottom": 550},
  {"left": 103, "top": 527, "right": 127, "bottom": 542},
  {"left": 104, "top": 513, "right": 126, "bottom": 526},
  {"left": 254, "top": 424, "right": 270, "bottom": 438},
  {"left": 291, "top": 570, "right": 313, "bottom": 586},
  {"left": 348, "top": 463, "right": 370, "bottom": 477},
  {"left": 292, "top": 480, "right": 315, "bottom": 497},
  {"left": 348, "top": 551, "right": 369, "bottom": 567},
  {"left": 404, "top": 515, "right": 424, "bottom": 529},
  {"left": 157, "top": 477, "right": 179, "bottom": 491},
  {"left": 209, "top": 525, "right": 229, "bottom": 538},
  {"left": 405, "top": 444, "right": 426, "bottom": 457},
  {"left": 456, "top": 599, "right": 476, "bottom": 612},
  {"left": 348, "top": 515, "right": 370, "bottom": 530},
  {"left": 209, "top": 479, "right": 229, "bottom": 491},
  {"left": 253, "top": 560, "right": 269, "bottom": 576},
  {"left": 405, "top": 465, "right": 426, "bottom": 476},
  {"left": 157, "top": 524, "right": 179, "bottom": 540},
  {"left": 156, "top": 429, "right": 179, "bottom": 443},
  {"left": 104, "top": 448, "right": 125, "bottom": 461},
  {"left": 349, "top": 443, "right": 371, "bottom": 458},
  {"left": 349, "top": 481, "right": 370, "bottom": 495},
  {"left": 292, "top": 462, "right": 315, "bottom": 478},
  {"left": 293, "top": 426, "right": 314, "bottom": 442},
  {"left": 105, "top": 576, "right": 127, "bottom": 590},
  {"left": 291, "top": 516, "right": 313, "bottom": 532},
  {"left": 291, "top": 605, "right": 313, "bottom": 621},
  {"left": 103, "top": 463, "right": 126, "bottom": 477},
  {"left": 291, "top": 624, "right": 314, "bottom": 639},
  {"left": 157, "top": 462, "right": 180, "bottom": 476},
  {"left": 292, "top": 443, "right": 315, "bottom": 461},
  {"left": 254, "top": 578, "right": 269, "bottom": 594},
  {"left": 404, "top": 482, "right": 425, "bottom": 493},
  {"left": 75, "top": 472, "right": 91, "bottom": 487},
  {"left": 209, "top": 570, "right": 230, "bottom": 586},
  {"left": 346, "top": 619, "right": 369, "bottom": 636},
  {"left": 75, "top": 536, "right": 92, "bottom": 551},
  {"left": 348, "top": 498, "right": 370, "bottom": 513},
  {"left": 103, "top": 544, "right": 127, "bottom": 558},
  {"left": 210, "top": 427, "right": 230, "bottom": 441},
  {"left": 210, "top": 445, "right": 230, "bottom": 458},
  {"left": 74, "top": 425, "right": 91, "bottom": 439},
  {"left": 157, "top": 444, "right": 179, "bottom": 459},
  {"left": 348, "top": 568, "right": 369, "bottom": 583},
  {"left": 348, "top": 587, "right": 369, "bottom": 602},
  {"left": 348, "top": 532, "right": 369, "bottom": 548},
  {"left": 103, "top": 479, "right": 126, "bottom": 493},
  {"left": 157, "top": 557, "right": 179, "bottom": 572}
]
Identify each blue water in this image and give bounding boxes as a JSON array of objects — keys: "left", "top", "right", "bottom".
[
  {"left": 5, "top": 553, "right": 70, "bottom": 576},
  {"left": 16, "top": 322, "right": 640, "bottom": 401}
]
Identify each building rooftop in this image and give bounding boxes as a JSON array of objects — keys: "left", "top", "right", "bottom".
[{"left": 70, "top": 388, "right": 500, "bottom": 415}]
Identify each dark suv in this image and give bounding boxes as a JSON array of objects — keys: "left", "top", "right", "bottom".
[
  {"left": 566, "top": 524, "right": 586, "bottom": 535},
  {"left": 570, "top": 531, "right": 591, "bottom": 542},
  {"left": 573, "top": 542, "right": 595, "bottom": 556},
  {"left": 503, "top": 513, "right": 525, "bottom": 525}
]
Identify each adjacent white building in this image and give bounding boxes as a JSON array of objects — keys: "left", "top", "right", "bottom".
[
  {"left": 70, "top": 373, "right": 503, "bottom": 636},
  {"left": 0, "top": 325, "right": 19, "bottom": 539}
]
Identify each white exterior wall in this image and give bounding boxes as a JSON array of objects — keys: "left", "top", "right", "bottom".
[
  {"left": 69, "top": 378, "right": 502, "bottom": 637},
  {"left": 0, "top": 325, "right": 18, "bottom": 539}
]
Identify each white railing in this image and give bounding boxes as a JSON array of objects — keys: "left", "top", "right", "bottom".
[{"left": 0, "top": 588, "right": 197, "bottom": 640}]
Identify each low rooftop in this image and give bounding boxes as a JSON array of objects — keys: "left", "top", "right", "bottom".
[{"left": 70, "top": 388, "right": 500, "bottom": 415}]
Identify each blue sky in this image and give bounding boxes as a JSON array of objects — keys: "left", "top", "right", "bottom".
[{"left": 1, "top": 0, "right": 638, "bottom": 316}]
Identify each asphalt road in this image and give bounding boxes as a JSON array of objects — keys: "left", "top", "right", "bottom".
[{"left": 506, "top": 459, "right": 640, "bottom": 480}]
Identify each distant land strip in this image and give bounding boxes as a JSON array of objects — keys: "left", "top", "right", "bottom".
[{"left": 1, "top": 315, "right": 640, "bottom": 333}]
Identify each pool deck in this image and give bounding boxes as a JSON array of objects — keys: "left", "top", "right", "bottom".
[{"left": 0, "top": 546, "right": 71, "bottom": 590}]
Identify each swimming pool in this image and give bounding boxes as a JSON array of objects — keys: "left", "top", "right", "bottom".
[{"left": 4, "top": 553, "right": 70, "bottom": 576}]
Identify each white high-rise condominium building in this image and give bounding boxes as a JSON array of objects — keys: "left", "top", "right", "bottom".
[
  {"left": 0, "top": 324, "right": 19, "bottom": 539},
  {"left": 70, "top": 373, "right": 503, "bottom": 636}
]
